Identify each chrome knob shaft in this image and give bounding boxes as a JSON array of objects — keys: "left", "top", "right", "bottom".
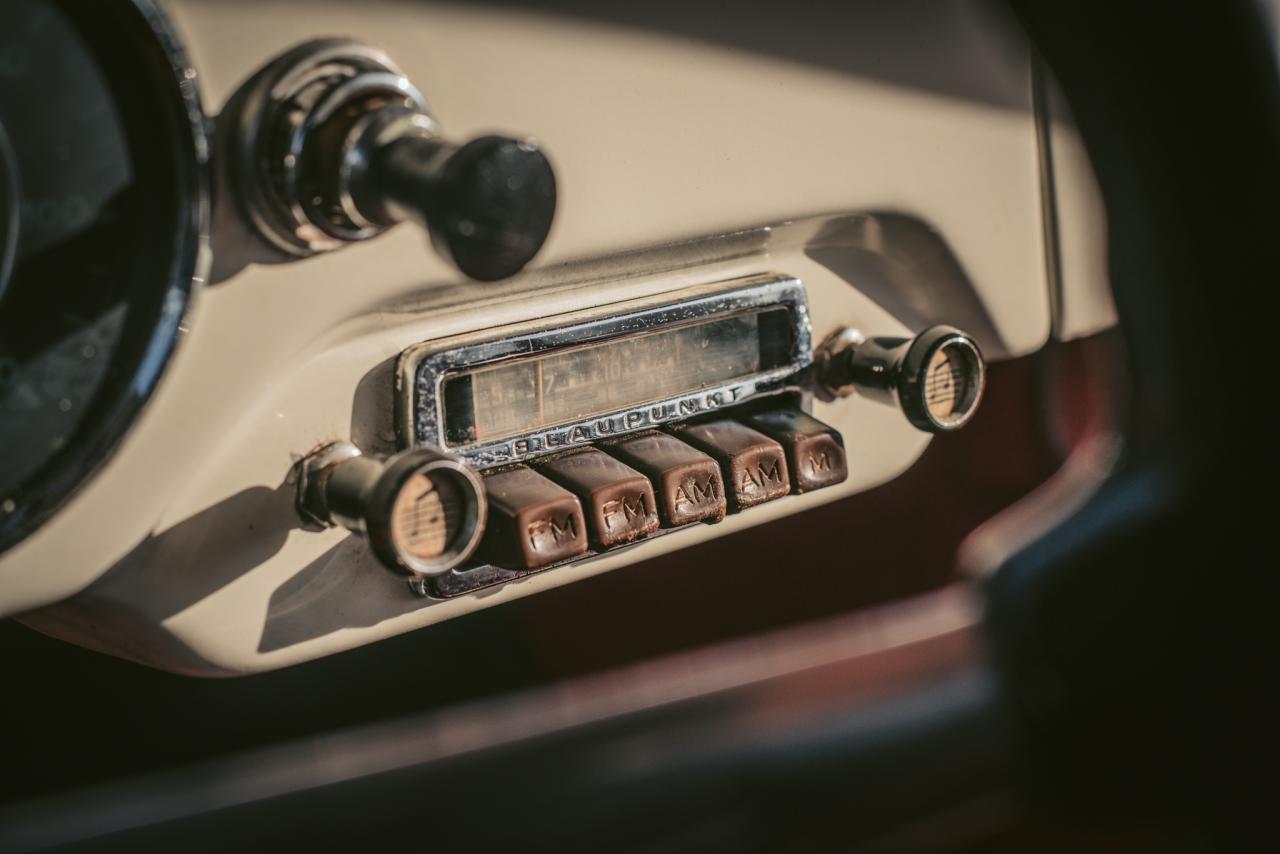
[
  {"left": 818, "top": 325, "right": 987, "bottom": 433},
  {"left": 230, "top": 39, "right": 556, "bottom": 281},
  {"left": 297, "top": 442, "right": 487, "bottom": 579}
]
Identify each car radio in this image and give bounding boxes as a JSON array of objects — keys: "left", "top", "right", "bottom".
[{"left": 296, "top": 273, "right": 985, "bottom": 599}]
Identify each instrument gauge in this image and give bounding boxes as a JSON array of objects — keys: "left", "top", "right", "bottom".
[{"left": 0, "top": 0, "right": 208, "bottom": 553}]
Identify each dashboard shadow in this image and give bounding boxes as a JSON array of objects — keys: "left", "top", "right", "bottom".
[
  {"left": 18, "top": 480, "right": 301, "bottom": 672},
  {"left": 256, "top": 535, "right": 426, "bottom": 654},
  {"left": 805, "top": 213, "right": 1007, "bottom": 356},
  {"left": 49, "top": 481, "right": 300, "bottom": 620}
]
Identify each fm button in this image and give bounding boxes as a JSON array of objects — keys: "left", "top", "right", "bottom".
[
  {"left": 476, "top": 466, "right": 588, "bottom": 570},
  {"left": 537, "top": 449, "right": 660, "bottom": 550}
]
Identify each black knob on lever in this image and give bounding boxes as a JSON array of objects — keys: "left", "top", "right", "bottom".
[
  {"left": 358, "top": 134, "right": 556, "bottom": 282},
  {"left": 229, "top": 39, "right": 556, "bottom": 281}
]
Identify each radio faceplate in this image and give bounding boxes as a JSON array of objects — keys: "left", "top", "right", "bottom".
[{"left": 397, "top": 275, "right": 813, "bottom": 468}]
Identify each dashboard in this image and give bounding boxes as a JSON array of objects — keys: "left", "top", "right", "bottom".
[
  {"left": 0, "top": 0, "right": 1112, "bottom": 676},
  {"left": 1, "top": 4, "right": 1273, "bottom": 851}
]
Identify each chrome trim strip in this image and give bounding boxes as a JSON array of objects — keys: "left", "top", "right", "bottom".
[{"left": 397, "top": 274, "right": 813, "bottom": 468}]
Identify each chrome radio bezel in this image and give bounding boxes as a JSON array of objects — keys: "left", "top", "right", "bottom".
[{"left": 396, "top": 274, "right": 813, "bottom": 468}]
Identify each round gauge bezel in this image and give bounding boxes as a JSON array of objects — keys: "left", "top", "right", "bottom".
[
  {"left": 0, "top": 121, "right": 18, "bottom": 302},
  {"left": 0, "top": 0, "right": 210, "bottom": 555}
]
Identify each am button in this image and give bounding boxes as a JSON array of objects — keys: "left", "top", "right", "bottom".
[
  {"left": 669, "top": 419, "right": 790, "bottom": 512},
  {"left": 600, "top": 431, "right": 726, "bottom": 527}
]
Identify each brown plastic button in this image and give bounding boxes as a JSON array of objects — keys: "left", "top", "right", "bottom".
[
  {"left": 670, "top": 419, "right": 790, "bottom": 511},
  {"left": 743, "top": 409, "right": 848, "bottom": 493},
  {"left": 537, "top": 449, "right": 659, "bottom": 549},
  {"left": 476, "top": 466, "right": 587, "bottom": 570},
  {"left": 601, "top": 431, "right": 726, "bottom": 526}
]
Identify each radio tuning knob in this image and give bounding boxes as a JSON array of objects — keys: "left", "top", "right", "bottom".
[
  {"left": 230, "top": 39, "right": 556, "bottom": 281},
  {"left": 817, "top": 325, "right": 987, "bottom": 433},
  {"left": 296, "top": 442, "right": 487, "bottom": 580}
]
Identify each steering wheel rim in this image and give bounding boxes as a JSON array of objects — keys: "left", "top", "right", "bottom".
[{"left": 0, "top": 120, "right": 17, "bottom": 302}]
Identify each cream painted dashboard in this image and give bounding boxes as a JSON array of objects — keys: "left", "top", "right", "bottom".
[{"left": 0, "top": 0, "right": 1111, "bottom": 674}]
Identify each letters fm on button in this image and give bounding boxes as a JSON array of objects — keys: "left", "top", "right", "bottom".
[
  {"left": 600, "top": 431, "right": 726, "bottom": 526},
  {"left": 743, "top": 410, "right": 848, "bottom": 494},
  {"left": 536, "top": 448, "right": 659, "bottom": 549},
  {"left": 475, "top": 466, "right": 588, "bottom": 570}
]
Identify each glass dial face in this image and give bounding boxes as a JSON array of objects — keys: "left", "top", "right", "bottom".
[
  {"left": 390, "top": 472, "right": 468, "bottom": 562},
  {"left": 442, "top": 308, "right": 795, "bottom": 447},
  {"left": 0, "top": 0, "right": 205, "bottom": 550},
  {"left": 925, "top": 347, "right": 964, "bottom": 421},
  {"left": 922, "top": 340, "right": 981, "bottom": 428}
]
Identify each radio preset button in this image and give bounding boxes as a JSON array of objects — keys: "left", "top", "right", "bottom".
[
  {"left": 601, "top": 432, "right": 726, "bottom": 527},
  {"left": 537, "top": 449, "right": 660, "bottom": 549},
  {"left": 477, "top": 466, "right": 587, "bottom": 570},
  {"left": 743, "top": 410, "right": 849, "bottom": 494},
  {"left": 670, "top": 420, "right": 790, "bottom": 511}
]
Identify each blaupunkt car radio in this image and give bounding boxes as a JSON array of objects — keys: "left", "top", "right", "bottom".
[{"left": 297, "top": 274, "right": 986, "bottom": 598}]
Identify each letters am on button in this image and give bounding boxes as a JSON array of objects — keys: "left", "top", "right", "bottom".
[
  {"left": 600, "top": 431, "right": 726, "bottom": 526},
  {"left": 670, "top": 419, "right": 791, "bottom": 511}
]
